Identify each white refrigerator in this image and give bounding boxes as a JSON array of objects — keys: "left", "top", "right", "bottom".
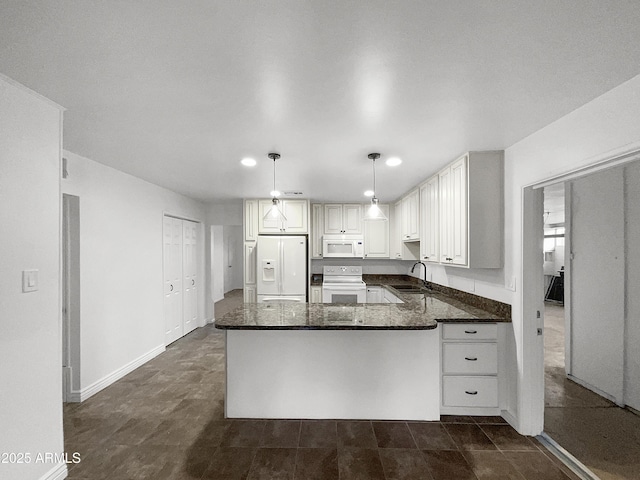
[{"left": 256, "top": 235, "right": 307, "bottom": 303}]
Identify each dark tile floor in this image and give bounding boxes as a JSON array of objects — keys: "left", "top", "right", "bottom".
[{"left": 63, "top": 291, "right": 579, "bottom": 480}]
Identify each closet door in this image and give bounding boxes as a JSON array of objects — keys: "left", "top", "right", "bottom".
[
  {"left": 164, "top": 216, "right": 183, "bottom": 345},
  {"left": 182, "top": 220, "right": 198, "bottom": 335}
]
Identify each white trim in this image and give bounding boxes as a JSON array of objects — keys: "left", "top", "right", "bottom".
[
  {"left": 0, "top": 72, "right": 66, "bottom": 110},
  {"left": 519, "top": 186, "right": 545, "bottom": 435},
  {"left": 566, "top": 374, "right": 620, "bottom": 406},
  {"left": 38, "top": 461, "right": 68, "bottom": 480},
  {"left": 537, "top": 433, "right": 600, "bottom": 480},
  {"left": 67, "top": 344, "right": 165, "bottom": 402},
  {"left": 528, "top": 146, "right": 640, "bottom": 190},
  {"left": 163, "top": 211, "right": 203, "bottom": 224},
  {"left": 501, "top": 409, "right": 519, "bottom": 431}
]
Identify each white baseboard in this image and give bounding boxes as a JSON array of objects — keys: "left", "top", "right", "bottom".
[
  {"left": 537, "top": 433, "right": 600, "bottom": 480},
  {"left": 39, "top": 461, "right": 68, "bottom": 480},
  {"left": 67, "top": 344, "right": 165, "bottom": 403},
  {"left": 501, "top": 409, "right": 519, "bottom": 432},
  {"left": 567, "top": 374, "right": 622, "bottom": 406}
]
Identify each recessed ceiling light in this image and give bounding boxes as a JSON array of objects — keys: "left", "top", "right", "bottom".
[
  {"left": 270, "top": 190, "right": 281, "bottom": 197},
  {"left": 386, "top": 157, "right": 402, "bottom": 167},
  {"left": 364, "top": 190, "right": 374, "bottom": 197},
  {"left": 241, "top": 157, "right": 256, "bottom": 167}
]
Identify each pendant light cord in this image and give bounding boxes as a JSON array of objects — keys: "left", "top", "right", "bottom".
[{"left": 372, "top": 157, "right": 376, "bottom": 197}]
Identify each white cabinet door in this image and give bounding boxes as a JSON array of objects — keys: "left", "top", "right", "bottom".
[
  {"left": 182, "top": 220, "right": 198, "bottom": 335},
  {"left": 421, "top": 175, "right": 439, "bottom": 263},
  {"left": 259, "top": 199, "right": 308, "bottom": 233},
  {"left": 324, "top": 204, "right": 361, "bottom": 234},
  {"left": 401, "top": 189, "right": 420, "bottom": 241},
  {"left": 244, "top": 242, "right": 256, "bottom": 285},
  {"left": 244, "top": 199, "right": 258, "bottom": 241},
  {"left": 391, "top": 200, "right": 403, "bottom": 259},
  {"left": 310, "top": 286, "right": 322, "bottom": 303},
  {"left": 366, "top": 286, "right": 382, "bottom": 303},
  {"left": 311, "top": 204, "right": 323, "bottom": 259},
  {"left": 324, "top": 204, "right": 344, "bottom": 234},
  {"left": 438, "top": 166, "right": 452, "bottom": 263},
  {"left": 363, "top": 204, "right": 389, "bottom": 258},
  {"left": 342, "top": 204, "right": 362, "bottom": 234},
  {"left": 258, "top": 199, "right": 283, "bottom": 233},
  {"left": 244, "top": 285, "right": 256, "bottom": 303},
  {"left": 282, "top": 200, "right": 308, "bottom": 233},
  {"left": 450, "top": 155, "right": 468, "bottom": 266}
]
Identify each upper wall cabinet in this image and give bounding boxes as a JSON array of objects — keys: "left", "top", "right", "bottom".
[
  {"left": 420, "top": 175, "right": 439, "bottom": 263},
  {"left": 310, "top": 203, "right": 323, "bottom": 259},
  {"left": 401, "top": 188, "right": 420, "bottom": 241},
  {"left": 258, "top": 199, "right": 309, "bottom": 234},
  {"left": 437, "top": 151, "right": 503, "bottom": 268},
  {"left": 363, "top": 204, "right": 390, "bottom": 258},
  {"left": 244, "top": 199, "right": 258, "bottom": 241},
  {"left": 324, "top": 204, "right": 362, "bottom": 234}
]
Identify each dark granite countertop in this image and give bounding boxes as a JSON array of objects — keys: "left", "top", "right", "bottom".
[{"left": 215, "top": 275, "right": 508, "bottom": 330}]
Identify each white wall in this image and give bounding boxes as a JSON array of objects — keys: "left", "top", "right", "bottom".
[
  {"left": 0, "top": 76, "right": 66, "bottom": 480},
  {"left": 505, "top": 73, "right": 640, "bottom": 434},
  {"left": 625, "top": 161, "right": 640, "bottom": 410},
  {"left": 61, "top": 151, "right": 206, "bottom": 399}
]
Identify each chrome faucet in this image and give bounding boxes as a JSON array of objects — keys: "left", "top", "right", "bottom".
[{"left": 411, "top": 261, "right": 428, "bottom": 286}]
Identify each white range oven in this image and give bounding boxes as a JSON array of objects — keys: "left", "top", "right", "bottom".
[{"left": 322, "top": 266, "right": 366, "bottom": 303}]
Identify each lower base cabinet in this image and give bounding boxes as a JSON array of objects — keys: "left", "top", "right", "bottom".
[
  {"left": 310, "top": 286, "right": 322, "bottom": 303},
  {"left": 440, "top": 322, "right": 502, "bottom": 415}
]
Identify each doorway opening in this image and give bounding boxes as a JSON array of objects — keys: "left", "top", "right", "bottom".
[{"left": 525, "top": 155, "right": 640, "bottom": 479}]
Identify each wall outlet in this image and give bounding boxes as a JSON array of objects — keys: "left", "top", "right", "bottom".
[{"left": 507, "top": 276, "right": 516, "bottom": 291}]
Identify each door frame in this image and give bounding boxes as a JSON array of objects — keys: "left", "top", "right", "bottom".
[{"left": 521, "top": 148, "right": 640, "bottom": 434}]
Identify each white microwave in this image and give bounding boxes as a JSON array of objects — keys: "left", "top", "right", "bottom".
[{"left": 322, "top": 235, "right": 364, "bottom": 258}]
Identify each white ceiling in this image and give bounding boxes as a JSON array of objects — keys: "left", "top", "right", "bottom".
[{"left": 2, "top": 1, "right": 640, "bottom": 203}]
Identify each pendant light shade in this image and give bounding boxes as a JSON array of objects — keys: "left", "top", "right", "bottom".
[
  {"left": 364, "top": 153, "right": 388, "bottom": 221},
  {"left": 263, "top": 153, "right": 287, "bottom": 222}
]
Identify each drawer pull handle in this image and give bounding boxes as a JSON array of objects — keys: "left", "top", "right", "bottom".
[
  {"left": 465, "top": 357, "right": 478, "bottom": 361},
  {"left": 465, "top": 390, "right": 478, "bottom": 395},
  {"left": 464, "top": 330, "right": 477, "bottom": 334}
]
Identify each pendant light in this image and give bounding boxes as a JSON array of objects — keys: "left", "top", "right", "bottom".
[
  {"left": 263, "top": 152, "right": 287, "bottom": 222},
  {"left": 363, "top": 152, "right": 388, "bottom": 221}
]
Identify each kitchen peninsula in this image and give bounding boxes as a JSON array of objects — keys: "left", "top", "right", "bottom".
[{"left": 216, "top": 285, "right": 508, "bottom": 420}]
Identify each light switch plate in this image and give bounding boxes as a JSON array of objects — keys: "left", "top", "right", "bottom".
[{"left": 22, "top": 269, "right": 38, "bottom": 292}]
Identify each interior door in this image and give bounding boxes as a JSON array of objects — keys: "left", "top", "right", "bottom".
[
  {"left": 164, "top": 216, "right": 183, "bottom": 345},
  {"left": 182, "top": 220, "right": 198, "bottom": 335}
]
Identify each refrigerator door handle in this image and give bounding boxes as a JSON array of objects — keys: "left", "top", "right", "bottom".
[{"left": 279, "top": 239, "right": 283, "bottom": 294}]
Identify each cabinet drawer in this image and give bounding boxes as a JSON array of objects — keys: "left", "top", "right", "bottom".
[
  {"left": 442, "top": 376, "right": 498, "bottom": 408},
  {"left": 442, "top": 343, "right": 497, "bottom": 375},
  {"left": 442, "top": 323, "right": 497, "bottom": 340}
]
